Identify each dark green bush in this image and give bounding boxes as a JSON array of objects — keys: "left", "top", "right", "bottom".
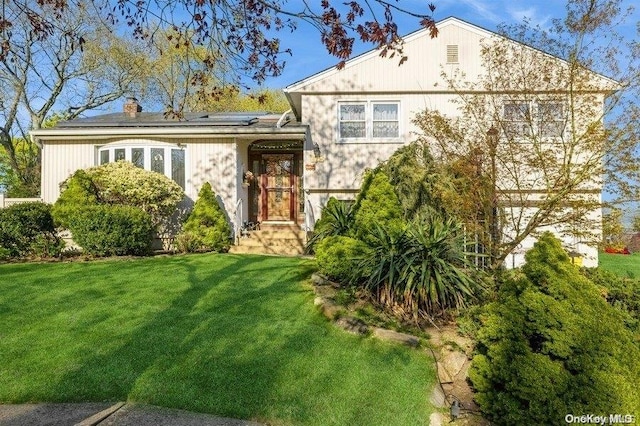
[
  {"left": 581, "top": 267, "right": 640, "bottom": 335},
  {"left": 305, "top": 197, "right": 355, "bottom": 253},
  {"left": 356, "top": 215, "right": 478, "bottom": 319},
  {"left": 0, "top": 202, "right": 63, "bottom": 258},
  {"left": 51, "top": 169, "right": 99, "bottom": 228},
  {"left": 469, "top": 233, "right": 640, "bottom": 425},
  {"left": 315, "top": 235, "right": 371, "bottom": 282},
  {"left": 352, "top": 170, "right": 405, "bottom": 245},
  {"left": 176, "top": 182, "right": 231, "bottom": 253},
  {"left": 68, "top": 205, "right": 153, "bottom": 256}
]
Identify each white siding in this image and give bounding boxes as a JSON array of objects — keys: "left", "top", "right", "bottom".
[{"left": 41, "top": 141, "right": 96, "bottom": 203}]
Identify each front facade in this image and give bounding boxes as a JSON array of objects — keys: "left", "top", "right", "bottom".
[
  {"left": 32, "top": 108, "right": 311, "bottom": 241},
  {"left": 32, "top": 17, "right": 612, "bottom": 266}
]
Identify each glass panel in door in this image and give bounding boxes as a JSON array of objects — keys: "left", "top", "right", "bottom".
[{"left": 263, "top": 154, "right": 293, "bottom": 221}]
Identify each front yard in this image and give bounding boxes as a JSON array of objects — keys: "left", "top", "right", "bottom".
[{"left": 0, "top": 254, "right": 436, "bottom": 426}]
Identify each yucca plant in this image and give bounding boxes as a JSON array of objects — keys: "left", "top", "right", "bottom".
[
  {"left": 305, "top": 197, "right": 354, "bottom": 253},
  {"left": 355, "top": 214, "right": 479, "bottom": 319}
]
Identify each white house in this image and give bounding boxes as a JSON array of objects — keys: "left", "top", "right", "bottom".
[{"left": 31, "top": 17, "right": 614, "bottom": 265}]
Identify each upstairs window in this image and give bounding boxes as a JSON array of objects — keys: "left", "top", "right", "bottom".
[
  {"left": 338, "top": 101, "right": 400, "bottom": 141},
  {"left": 503, "top": 101, "right": 531, "bottom": 137},
  {"left": 98, "top": 145, "right": 186, "bottom": 189},
  {"left": 503, "top": 100, "right": 566, "bottom": 139},
  {"left": 537, "top": 102, "right": 565, "bottom": 137}
]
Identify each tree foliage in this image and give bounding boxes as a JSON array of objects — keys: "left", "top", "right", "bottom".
[
  {"left": 0, "top": 2, "right": 148, "bottom": 196},
  {"left": 0, "top": 0, "right": 437, "bottom": 87},
  {"left": 413, "top": 0, "right": 639, "bottom": 269},
  {"left": 469, "top": 233, "right": 640, "bottom": 424}
]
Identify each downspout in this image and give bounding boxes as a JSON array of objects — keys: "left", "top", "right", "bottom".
[{"left": 276, "top": 109, "right": 292, "bottom": 128}]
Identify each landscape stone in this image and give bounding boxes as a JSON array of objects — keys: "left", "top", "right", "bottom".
[{"left": 372, "top": 328, "right": 419, "bottom": 347}]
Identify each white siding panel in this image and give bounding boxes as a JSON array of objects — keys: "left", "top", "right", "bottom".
[
  {"left": 185, "top": 139, "right": 238, "bottom": 221},
  {"left": 296, "top": 24, "right": 489, "bottom": 93},
  {"left": 41, "top": 142, "right": 96, "bottom": 203}
]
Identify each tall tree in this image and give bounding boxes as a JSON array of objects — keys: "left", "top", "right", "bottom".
[
  {"left": 0, "top": 1, "right": 438, "bottom": 87},
  {"left": 413, "top": 0, "right": 639, "bottom": 269},
  {"left": 0, "top": 1, "right": 148, "bottom": 196}
]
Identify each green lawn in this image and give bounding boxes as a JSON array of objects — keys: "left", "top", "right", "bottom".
[
  {"left": 0, "top": 254, "right": 435, "bottom": 425},
  {"left": 599, "top": 252, "right": 640, "bottom": 278}
]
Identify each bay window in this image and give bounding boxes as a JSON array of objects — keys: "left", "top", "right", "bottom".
[{"left": 98, "top": 145, "right": 186, "bottom": 189}]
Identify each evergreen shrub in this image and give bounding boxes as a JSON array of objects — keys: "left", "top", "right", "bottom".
[
  {"left": 469, "top": 233, "right": 640, "bottom": 425},
  {"left": 305, "top": 197, "right": 354, "bottom": 253},
  {"left": 68, "top": 205, "right": 153, "bottom": 256},
  {"left": 0, "top": 202, "right": 63, "bottom": 258},
  {"left": 176, "top": 182, "right": 231, "bottom": 253},
  {"left": 315, "top": 235, "right": 371, "bottom": 282},
  {"left": 352, "top": 170, "right": 405, "bottom": 244}
]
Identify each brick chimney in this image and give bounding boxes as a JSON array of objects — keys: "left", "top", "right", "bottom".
[{"left": 124, "top": 97, "right": 142, "bottom": 117}]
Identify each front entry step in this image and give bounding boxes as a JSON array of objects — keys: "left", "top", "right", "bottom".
[{"left": 230, "top": 226, "right": 307, "bottom": 256}]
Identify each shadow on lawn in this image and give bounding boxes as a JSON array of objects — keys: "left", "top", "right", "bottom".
[{"left": 51, "top": 254, "right": 321, "bottom": 422}]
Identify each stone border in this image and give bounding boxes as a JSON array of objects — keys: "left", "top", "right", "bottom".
[{"left": 310, "top": 272, "right": 489, "bottom": 426}]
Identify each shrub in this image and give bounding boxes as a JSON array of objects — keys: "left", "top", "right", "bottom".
[
  {"left": 0, "top": 202, "right": 64, "bottom": 258},
  {"left": 352, "top": 169, "right": 405, "bottom": 244},
  {"left": 356, "top": 215, "right": 478, "bottom": 319},
  {"left": 469, "top": 233, "right": 640, "bottom": 425},
  {"left": 176, "top": 182, "right": 231, "bottom": 253},
  {"left": 67, "top": 205, "right": 153, "bottom": 256},
  {"left": 305, "top": 197, "right": 355, "bottom": 253},
  {"left": 315, "top": 235, "right": 371, "bottom": 282},
  {"left": 53, "top": 162, "right": 184, "bottom": 229},
  {"left": 51, "top": 169, "right": 99, "bottom": 228},
  {"left": 582, "top": 267, "right": 640, "bottom": 335}
]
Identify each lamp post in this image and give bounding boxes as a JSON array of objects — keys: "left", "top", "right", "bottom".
[{"left": 486, "top": 126, "right": 499, "bottom": 268}]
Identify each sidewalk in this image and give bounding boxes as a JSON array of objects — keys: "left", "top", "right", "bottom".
[{"left": 0, "top": 402, "right": 265, "bottom": 426}]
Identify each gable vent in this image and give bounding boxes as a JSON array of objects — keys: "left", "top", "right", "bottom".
[{"left": 447, "top": 45, "right": 459, "bottom": 64}]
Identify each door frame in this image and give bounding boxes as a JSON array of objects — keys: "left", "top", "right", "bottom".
[{"left": 248, "top": 148, "right": 303, "bottom": 224}]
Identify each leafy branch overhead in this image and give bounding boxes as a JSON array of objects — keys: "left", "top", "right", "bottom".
[{"left": 0, "top": 1, "right": 437, "bottom": 82}]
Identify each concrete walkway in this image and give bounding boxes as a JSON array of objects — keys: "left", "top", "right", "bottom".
[{"left": 0, "top": 402, "right": 264, "bottom": 426}]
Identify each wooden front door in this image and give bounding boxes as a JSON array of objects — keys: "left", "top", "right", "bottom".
[{"left": 261, "top": 154, "right": 295, "bottom": 221}]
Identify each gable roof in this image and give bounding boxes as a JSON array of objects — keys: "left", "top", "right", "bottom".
[{"left": 283, "top": 16, "right": 620, "bottom": 120}]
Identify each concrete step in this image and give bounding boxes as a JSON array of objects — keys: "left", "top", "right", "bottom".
[{"left": 229, "top": 244, "right": 305, "bottom": 256}]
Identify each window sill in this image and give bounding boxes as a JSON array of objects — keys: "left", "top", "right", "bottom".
[{"left": 337, "top": 139, "right": 404, "bottom": 144}]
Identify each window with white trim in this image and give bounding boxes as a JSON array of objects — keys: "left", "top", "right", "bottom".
[
  {"left": 503, "top": 100, "right": 566, "bottom": 139},
  {"left": 98, "top": 145, "right": 186, "bottom": 189},
  {"left": 537, "top": 102, "right": 565, "bottom": 137},
  {"left": 338, "top": 101, "right": 400, "bottom": 141}
]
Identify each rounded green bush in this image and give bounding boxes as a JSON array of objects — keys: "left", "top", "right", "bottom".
[
  {"left": 68, "top": 205, "right": 153, "bottom": 256},
  {"left": 469, "top": 233, "right": 640, "bottom": 425},
  {"left": 315, "top": 235, "right": 371, "bottom": 283},
  {"left": 176, "top": 182, "right": 231, "bottom": 253},
  {"left": 0, "top": 202, "right": 63, "bottom": 258}
]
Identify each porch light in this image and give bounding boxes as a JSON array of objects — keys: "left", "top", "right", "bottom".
[{"left": 313, "top": 142, "right": 321, "bottom": 159}]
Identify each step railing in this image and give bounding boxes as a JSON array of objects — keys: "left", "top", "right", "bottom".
[{"left": 235, "top": 198, "right": 243, "bottom": 245}]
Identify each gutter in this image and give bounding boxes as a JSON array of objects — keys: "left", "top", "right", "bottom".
[{"left": 29, "top": 124, "right": 309, "bottom": 141}]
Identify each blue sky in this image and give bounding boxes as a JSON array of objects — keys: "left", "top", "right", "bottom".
[{"left": 265, "top": 0, "right": 639, "bottom": 89}]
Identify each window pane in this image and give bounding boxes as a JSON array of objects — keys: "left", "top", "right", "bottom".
[
  {"left": 132, "top": 148, "right": 144, "bottom": 168},
  {"left": 339, "top": 122, "right": 366, "bottom": 138},
  {"left": 504, "top": 103, "right": 530, "bottom": 121},
  {"left": 151, "top": 148, "right": 164, "bottom": 174},
  {"left": 373, "top": 103, "right": 398, "bottom": 120},
  {"left": 115, "top": 148, "right": 126, "bottom": 161},
  {"left": 538, "top": 102, "right": 564, "bottom": 137},
  {"left": 373, "top": 122, "right": 399, "bottom": 138},
  {"left": 100, "top": 150, "right": 109, "bottom": 165},
  {"left": 340, "top": 104, "right": 365, "bottom": 120},
  {"left": 171, "top": 149, "right": 185, "bottom": 189}
]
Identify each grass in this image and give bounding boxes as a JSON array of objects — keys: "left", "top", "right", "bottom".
[
  {"left": 599, "top": 252, "right": 640, "bottom": 278},
  {"left": 0, "top": 253, "right": 435, "bottom": 425}
]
